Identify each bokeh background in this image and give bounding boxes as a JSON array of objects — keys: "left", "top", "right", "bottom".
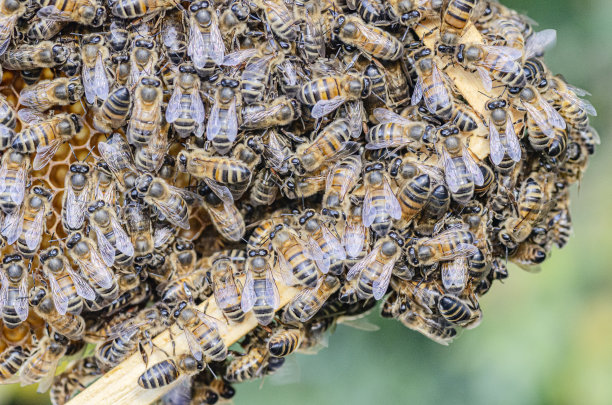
[{"left": 3, "top": 0, "right": 612, "bottom": 403}]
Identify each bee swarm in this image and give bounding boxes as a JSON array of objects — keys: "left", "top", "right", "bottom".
[{"left": 0, "top": 0, "right": 599, "bottom": 404}]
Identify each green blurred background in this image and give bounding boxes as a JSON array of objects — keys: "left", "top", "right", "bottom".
[{"left": 3, "top": 0, "right": 612, "bottom": 403}]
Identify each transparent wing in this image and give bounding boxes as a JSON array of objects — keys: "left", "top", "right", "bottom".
[
  {"left": 372, "top": 257, "right": 395, "bottom": 300},
  {"left": 411, "top": 76, "right": 423, "bottom": 106},
  {"left": 559, "top": 89, "right": 597, "bottom": 116},
  {"left": 566, "top": 84, "right": 591, "bottom": 97},
  {"left": 94, "top": 53, "right": 109, "bottom": 101},
  {"left": 18, "top": 108, "right": 48, "bottom": 124},
  {"left": 206, "top": 99, "right": 221, "bottom": 141},
  {"left": 110, "top": 214, "right": 134, "bottom": 257},
  {"left": 240, "top": 270, "right": 255, "bottom": 313},
  {"left": 2, "top": 207, "right": 23, "bottom": 245},
  {"left": 47, "top": 271, "right": 70, "bottom": 316},
  {"left": 424, "top": 65, "right": 451, "bottom": 116},
  {"left": 149, "top": 193, "right": 190, "bottom": 230},
  {"left": 188, "top": 23, "right": 207, "bottom": 69},
  {"left": 0, "top": 15, "right": 18, "bottom": 55},
  {"left": 183, "top": 328, "right": 204, "bottom": 362},
  {"left": 522, "top": 99, "right": 554, "bottom": 136},
  {"left": 24, "top": 208, "right": 44, "bottom": 251},
  {"left": 462, "top": 146, "right": 484, "bottom": 186},
  {"left": 36, "top": 6, "right": 75, "bottom": 22},
  {"left": 19, "top": 84, "right": 54, "bottom": 111},
  {"left": 373, "top": 108, "right": 413, "bottom": 125},
  {"left": 525, "top": 29, "right": 557, "bottom": 59},
  {"left": 311, "top": 96, "right": 346, "bottom": 118},
  {"left": 264, "top": 269, "right": 280, "bottom": 310},
  {"left": 226, "top": 99, "right": 238, "bottom": 143},
  {"left": 476, "top": 66, "right": 493, "bottom": 92},
  {"left": 66, "top": 266, "right": 96, "bottom": 301},
  {"left": 362, "top": 187, "right": 375, "bottom": 227},
  {"left": 383, "top": 178, "right": 402, "bottom": 220},
  {"left": 0, "top": 272, "right": 7, "bottom": 309},
  {"left": 154, "top": 225, "right": 174, "bottom": 248},
  {"left": 346, "top": 101, "right": 363, "bottom": 138},
  {"left": 306, "top": 237, "right": 329, "bottom": 274},
  {"left": 321, "top": 226, "right": 346, "bottom": 261},
  {"left": 190, "top": 90, "right": 206, "bottom": 123},
  {"left": 328, "top": 141, "right": 361, "bottom": 162},
  {"left": 76, "top": 249, "right": 113, "bottom": 289},
  {"left": 207, "top": 21, "right": 225, "bottom": 66},
  {"left": 82, "top": 68, "right": 96, "bottom": 104},
  {"left": 91, "top": 224, "right": 115, "bottom": 267},
  {"left": 347, "top": 245, "right": 379, "bottom": 280},
  {"left": 165, "top": 85, "right": 183, "bottom": 123},
  {"left": 65, "top": 186, "right": 87, "bottom": 230},
  {"left": 481, "top": 45, "right": 523, "bottom": 63},
  {"left": 489, "top": 119, "right": 504, "bottom": 165},
  {"left": 0, "top": 160, "right": 7, "bottom": 195},
  {"left": 16, "top": 276, "right": 29, "bottom": 322},
  {"left": 33, "top": 139, "right": 62, "bottom": 170},
  {"left": 275, "top": 252, "right": 297, "bottom": 287},
  {"left": 505, "top": 116, "right": 522, "bottom": 162},
  {"left": 343, "top": 222, "right": 366, "bottom": 259},
  {"left": 12, "top": 163, "right": 26, "bottom": 205},
  {"left": 540, "top": 97, "right": 566, "bottom": 130},
  {"left": 442, "top": 147, "right": 461, "bottom": 193},
  {"left": 222, "top": 49, "right": 259, "bottom": 66}
]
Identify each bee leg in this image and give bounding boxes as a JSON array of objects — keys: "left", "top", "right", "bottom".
[{"left": 138, "top": 341, "right": 149, "bottom": 367}]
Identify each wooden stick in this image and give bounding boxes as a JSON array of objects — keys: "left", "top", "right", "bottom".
[{"left": 67, "top": 285, "right": 300, "bottom": 405}]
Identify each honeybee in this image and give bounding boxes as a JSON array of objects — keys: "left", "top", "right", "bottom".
[
  {"left": 333, "top": 15, "right": 403, "bottom": 61},
  {"left": 486, "top": 98, "right": 521, "bottom": 167},
  {"left": 128, "top": 38, "right": 158, "bottom": 87},
  {"left": 135, "top": 174, "right": 193, "bottom": 230},
  {"left": 0, "top": 254, "right": 29, "bottom": 328},
  {"left": 400, "top": 309, "right": 457, "bottom": 345},
  {"left": 11, "top": 113, "right": 82, "bottom": 170},
  {"left": 323, "top": 154, "right": 361, "bottom": 211},
  {"left": 439, "top": 43, "right": 526, "bottom": 91},
  {"left": 29, "top": 287, "right": 85, "bottom": 340},
  {"left": 110, "top": 0, "right": 174, "bottom": 18},
  {"left": 517, "top": 86, "right": 566, "bottom": 141},
  {"left": 346, "top": 231, "right": 403, "bottom": 300},
  {"left": 127, "top": 76, "right": 163, "bottom": 147},
  {"left": 362, "top": 162, "right": 401, "bottom": 236},
  {"left": 159, "top": 267, "right": 208, "bottom": 306},
  {"left": 39, "top": 247, "right": 95, "bottom": 316},
  {"left": 123, "top": 200, "right": 154, "bottom": 260},
  {"left": 166, "top": 64, "right": 206, "bottom": 138},
  {"left": 252, "top": 0, "right": 299, "bottom": 41},
  {"left": 208, "top": 78, "right": 240, "bottom": 155},
  {"left": 0, "top": 345, "right": 29, "bottom": 384},
  {"left": 18, "top": 77, "right": 83, "bottom": 112},
  {"left": 0, "top": 0, "right": 27, "bottom": 56},
  {"left": 295, "top": 1, "right": 325, "bottom": 62},
  {"left": 299, "top": 73, "right": 371, "bottom": 119},
  {"left": 97, "top": 132, "right": 138, "bottom": 191},
  {"left": 241, "top": 249, "right": 279, "bottom": 326},
  {"left": 250, "top": 170, "right": 280, "bottom": 207},
  {"left": 410, "top": 53, "right": 453, "bottom": 121},
  {"left": 292, "top": 118, "right": 359, "bottom": 173},
  {"left": 341, "top": 202, "right": 370, "bottom": 265},
  {"left": 0, "top": 152, "right": 29, "bottom": 214},
  {"left": 211, "top": 257, "right": 245, "bottom": 324},
  {"left": 396, "top": 171, "right": 431, "bottom": 227},
  {"left": 270, "top": 225, "right": 320, "bottom": 288},
  {"left": 138, "top": 354, "right": 203, "bottom": 389},
  {"left": 93, "top": 86, "right": 131, "bottom": 133},
  {"left": 61, "top": 162, "right": 92, "bottom": 232},
  {"left": 188, "top": 0, "right": 225, "bottom": 76},
  {"left": 439, "top": 0, "right": 477, "bottom": 45},
  {"left": 547, "top": 76, "right": 597, "bottom": 131},
  {"left": 266, "top": 327, "right": 302, "bottom": 358},
  {"left": 0, "top": 41, "right": 67, "bottom": 70},
  {"left": 49, "top": 356, "right": 102, "bottom": 405},
  {"left": 0, "top": 94, "right": 17, "bottom": 132},
  {"left": 225, "top": 346, "right": 270, "bottom": 383},
  {"left": 174, "top": 303, "right": 228, "bottom": 362},
  {"left": 12, "top": 186, "right": 52, "bottom": 257},
  {"left": 241, "top": 97, "right": 300, "bottom": 130},
  {"left": 281, "top": 166, "right": 330, "bottom": 200},
  {"left": 439, "top": 135, "right": 484, "bottom": 204},
  {"left": 34, "top": 0, "right": 105, "bottom": 27},
  {"left": 407, "top": 227, "right": 479, "bottom": 267},
  {"left": 282, "top": 274, "right": 340, "bottom": 324},
  {"left": 20, "top": 336, "right": 67, "bottom": 393},
  {"left": 366, "top": 108, "right": 429, "bottom": 151},
  {"left": 65, "top": 232, "right": 115, "bottom": 291},
  {"left": 437, "top": 294, "right": 481, "bottom": 327},
  {"left": 80, "top": 34, "right": 110, "bottom": 104},
  {"left": 87, "top": 200, "right": 134, "bottom": 267},
  {"left": 299, "top": 209, "right": 346, "bottom": 276}
]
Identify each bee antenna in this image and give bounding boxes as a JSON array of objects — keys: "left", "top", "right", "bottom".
[{"left": 69, "top": 143, "right": 79, "bottom": 162}]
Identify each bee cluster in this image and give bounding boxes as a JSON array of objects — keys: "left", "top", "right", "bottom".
[{"left": 0, "top": 0, "right": 600, "bottom": 403}]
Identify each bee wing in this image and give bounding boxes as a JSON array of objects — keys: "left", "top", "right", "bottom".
[
  {"left": 82, "top": 69, "right": 96, "bottom": 104},
  {"left": 227, "top": 98, "right": 238, "bottom": 143},
  {"left": 411, "top": 76, "right": 423, "bottom": 106},
  {"left": 343, "top": 222, "right": 366, "bottom": 259},
  {"left": 347, "top": 245, "right": 380, "bottom": 280},
  {"left": 165, "top": 85, "right": 183, "bottom": 123},
  {"left": 372, "top": 256, "right": 395, "bottom": 300},
  {"left": 12, "top": 163, "right": 27, "bottom": 205},
  {"left": 91, "top": 224, "right": 115, "bottom": 267},
  {"left": 19, "top": 86, "right": 52, "bottom": 111},
  {"left": 0, "top": 160, "right": 7, "bottom": 195},
  {"left": 24, "top": 208, "right": 44, "bottom": 251},
  {"left": 188, "top": 23, "right": 206, "bottom": 68},
  {"left": 274, "top": 251, "right": 297, "bottom": 287},
  {"left": 206, "top": 99, "right": 221, "bottom": 141},
  {"left": 240, "top": 270, "right": 255, "bottom": 313},
  {"left": 0, "top": 272, "right": 7, "bottom": 309},
  {"left": 16, "top": 276, "right": 29, "bottom": 322},
  {"left": 488, "top": 118, "right": 504, "bottom": 166},
  {"left": 190, "top": 90, "right": 206, "bottom": 124},
  {"left": 362, "top": 186, "right": 375, "bottom": 227},
  {"left": 36, "top": 6, "right": 75, "bottom": 22},
  {"left": 150, "top": 195, "right": 190, "bottom": 230},
  {"left": 222, "top": 49, "right": 259, "bottom": 66},
  {"left": 37, "top": 359, "right": 61, "bottom": 394},
  {"left": 2, "top": 206, "right": 23, "bottom": 245},
  {"left": 94, "top": 53, "right": 109, "bottom": 101},
  {"left": 521, "top": 99, "right": 553, "bottom": 136},
  {"left": 47, "top": 271, "right": 70, "bottom": 316},
  {"left": 476, "top": 66, "right": 493, "bottom": 92},
  {"left": 322, "top": 226, "right": 346, "bottom": 260},
  {"left": 425, "top": 65, "right": 452, "bottom": 116},
  {"left": 98, "top": 137, "right": 137, "bottom": 176},
  {"left": 441, "top": 147, "right": 461, "bottom": 193},
  {"left": 505, "top": 116, "right": 522, "bottom": 162},
  {"left": 525, "top": 29, "right": 557, "bottom": 59},
  {"left": 311, "top": 96, "right": 347, "bottom": 119},
  {"left": 183, "top": 328, "right": 204, "bottom": 362},
  {"left": 481, "top": 45, "right": 523, "bottom": 62},
  {"left": 110, "top": 214, "right": 134, "bottom": 257},
  {"left": 76, "top": 249, "right": 113, "bottom": 289},
  {"left": 65, "top": 186, "right": 87, "bottom": 230},
  {"left": 566, "top": 84, "right": 591, "bottom": 97},
  {"left": 306, "top": 237, "right": 330, "bottom": 274},
  {"left": 207, "top": 21, "right": 225, "bottom": 66},
  {"left": 33, "top": 139, "right": 62, "bottom": 171},
  {"left": 346, "top": 101, "right": 363, "bottom": 138},
  {"left": 383, "top": 178, "right": 402, "bottom": 220},
  {"left": 373, "top": 108, "right": 413, "bottom": 125},
  {"left": 462, "top": 146, "right": 484, "bottom": 186},
  {"left": 540, "top": 97, "right": 566, "bottom": 130},
  {"left": 0, "top": 15, "right": 18, "bottom": 55},
  {"left": 265, "top": 268, "right": 280, "bottom": 310},
  {"left": 559, "top": 89, "right": 597, "bottom": 116},
  {"left": 17, "top": 108, "right": 48, "bottom": 125},
  {"left": 66, "top": 265, "right": 96, "bottom": 301}
]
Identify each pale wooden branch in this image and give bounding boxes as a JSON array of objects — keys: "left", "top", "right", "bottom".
[
  {"left": 68, "top": 19, "right": 513, "bottom": 405},
  {"left": 67, "top": 285, "right": 300, "bottom": 405}
]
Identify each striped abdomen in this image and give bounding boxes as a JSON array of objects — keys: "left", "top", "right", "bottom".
[
  {"left": 299, "top": 77, "right": 342, "bottom": 105},
  {"left": 252, "top": 277, "right": 275, "bottom": 325},
  {"left": 192, "top": 322, "right": 227, "bottom": 362},
  {"left": 0, "top": 346, "right": 29, "bottom": 382},
  {"left": 397, "top": 173, "right": 431, "bottom": 224},
  {"left": 138, "top": 359, "right": 179, "bottom": 389}
]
